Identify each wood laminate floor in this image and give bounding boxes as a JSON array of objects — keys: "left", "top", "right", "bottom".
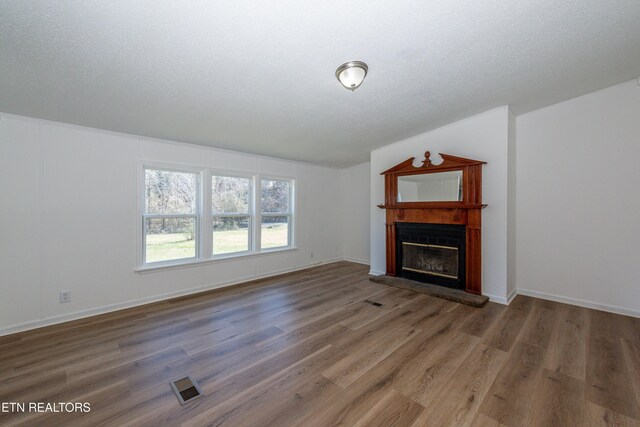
[{"left": 0, "top": 261, "right": 639, "bottom": 426}]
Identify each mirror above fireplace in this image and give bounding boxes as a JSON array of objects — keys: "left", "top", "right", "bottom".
[
  {"left": 378, "top": 151, "right": 486, "bottom": 210},
  {"left": 397, "top": 170, "right": 463, "bottom": 202}
]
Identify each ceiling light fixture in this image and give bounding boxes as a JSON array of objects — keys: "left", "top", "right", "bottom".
[{"left": 335, "top": 61, "right": 368, "bottom": 91}]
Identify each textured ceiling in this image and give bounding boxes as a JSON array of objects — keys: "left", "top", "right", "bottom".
[{"left": 1, "top": 1, "right": 640, "bottom": 167}]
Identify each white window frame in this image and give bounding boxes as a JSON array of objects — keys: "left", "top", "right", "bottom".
[
  {"left": 259, "top": 176, "right": 295, "bottom": 251},
  {"left": 141, "top": 164, "right": 203, "bottom": 267},
  {"left": 137, "top": 163, "right": 296, "bottom": 271},
  {"left": 211, "top": 173, "right": 255, "bottom": 258}
]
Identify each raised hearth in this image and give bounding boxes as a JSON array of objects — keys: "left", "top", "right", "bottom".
[{"left": 369, "top": 275, "right": 488, "bottom": 307}]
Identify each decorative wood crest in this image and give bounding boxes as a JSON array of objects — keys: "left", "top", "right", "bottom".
[
  {"left": 381, "top": 151, "right": 486, "bottom": 175},
  {"left": 422, "top": 151, "right": 433, "bottom": 167}
]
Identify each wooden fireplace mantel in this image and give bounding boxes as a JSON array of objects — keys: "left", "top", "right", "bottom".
[{"left": 378, "top": 151, "right": 486, "bottom": 295}]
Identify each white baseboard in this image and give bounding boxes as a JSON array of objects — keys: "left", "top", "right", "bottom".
[
  {"left": 343, "top": 257, "right": 370, "bottom": 266},
  {"left": 368, "top": 269, "right": 385, "bottom": 276},
  {"left": 0, "top": 258, "right": 342, "bottom": 337},
  {"left": 483, "top": 292, "right": 510, "bottom": 305},
  {"left": 517, "top": 288, "right": 640, "bottom": 318}
]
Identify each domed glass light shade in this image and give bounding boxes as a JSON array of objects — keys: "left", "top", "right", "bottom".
[{"left": 335, "top": 61, "right": 368, "bottom": 91}]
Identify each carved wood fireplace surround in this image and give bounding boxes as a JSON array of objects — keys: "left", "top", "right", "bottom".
[{"left": 377, "top": 151, "right": 486, "bottom": 295}]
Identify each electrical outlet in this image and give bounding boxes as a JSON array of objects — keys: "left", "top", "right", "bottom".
[
  {"left": 59, "top": 290, "right": 71, "bottom": 304},
  {"left": 310, "top": 252, "right": 314, "bottom": 259}
]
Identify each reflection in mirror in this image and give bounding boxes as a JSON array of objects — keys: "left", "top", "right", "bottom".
[{"left": 397, "top": 171, "right": 463, "bottom": 202}]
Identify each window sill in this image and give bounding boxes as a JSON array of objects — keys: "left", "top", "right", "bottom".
[{"left": 135, "top": 247, "right": 298, "bottom": 274}]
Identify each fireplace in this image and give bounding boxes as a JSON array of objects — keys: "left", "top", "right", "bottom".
[
  {"left": 396, "top": 223, "right": 466, "bottom": 289},
  {"left": 378, "top": 151, "right": 486, "bottom": 294}
]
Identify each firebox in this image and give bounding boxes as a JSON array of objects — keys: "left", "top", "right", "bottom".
[{"left": 395, "top": 223, "right": 466, "bottom": 289}]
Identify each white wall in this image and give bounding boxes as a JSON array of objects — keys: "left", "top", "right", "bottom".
[
  {"left": 507, "top": 109, "right": 517, "bottom": 299},
  {"left": 516, "top": 80, "right": 640, "bottom": 316},
  {"left": 0, "top": 113, "right": 343, "bottom": 334},
  {"left": 370, "top": 107, "right": 512, "bottom": 303},
  {"left": 340, "top": 162, "right": 371, "bottom": 265}
]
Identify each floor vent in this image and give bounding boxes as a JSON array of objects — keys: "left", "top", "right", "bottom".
[
  {"left": 171, "top": 376, "right": 203, "bottom": 405},
  {"left": 364, "top": 299, "right": 383, "bottom": 307}
]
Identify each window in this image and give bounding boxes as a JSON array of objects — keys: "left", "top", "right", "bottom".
[
  {"left": 143, "top": 168, "right": 200, "bottom": 264},
  {"left": 140, "top": 165, "right": 294, "bottom": 269},
  {"left": 260, "top": 178, "right": 292, "bottom": 249},
  {"left": 212, "top": 175, "right": 252, "bottom": 256}
]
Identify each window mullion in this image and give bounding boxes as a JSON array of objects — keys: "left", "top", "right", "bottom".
[
  {"left": 202, "top": 169, "right": 212, "bottom": 260},
  {"left": 254, "top": 176, "right": 261, "bottom": 252},
  {"left": 288, "top": 179, "right": 293, "bottom": 247}
]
